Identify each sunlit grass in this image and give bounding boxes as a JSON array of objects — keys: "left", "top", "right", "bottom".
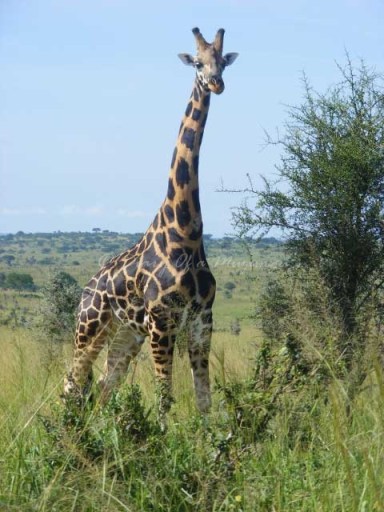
[
  {"left": 1, "top": 239, "right": 384, "bottom": 510},
  {"left": 1, "top": 321, "right": 384, "bottom": 511}
]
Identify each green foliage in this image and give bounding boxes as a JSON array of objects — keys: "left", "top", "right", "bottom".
[
  {"left": 224, "top": 281, "right": 236, "bottom": 291},
  {"left": 39, "top": 385, "right": 245, "bottom": 511},
  {"left": 216, "top": 269, "right": 354, "bottom": 449},
  {"left": 0, "top": 254, "right": 16, "bottom": 266},
  {"left": 232, "top": 58, "right": 384, "bottom": 363},
  {"left": 217, "top": 325, "right": 318, "bottom": 448},
  {"left": 46, "top": 384, "right": 160, "bottom": 468},
  {"left": 0, "top": 271, "right": 36, "bottom": 291},
  {"left": 230, "top": 318, "right": 241, "bottom": 336},
  {"left": 257, "top": 277, "right": 291, "bottom": 342},
  {"left": 2, "top": 333, "right": 384, "bottom": 511},
  {"left": 37, "top": 270, "right": 82, "bottom": 343},
  {"left": 38, "top": 256, "right": 55, "bottom": 265},
  {"left": 3, "top": 227, "right": 384, "bottom": 509}
]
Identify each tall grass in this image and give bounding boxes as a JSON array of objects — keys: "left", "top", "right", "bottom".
[{"left": 1, "top": 322, "right": 384, "bottom": 511}]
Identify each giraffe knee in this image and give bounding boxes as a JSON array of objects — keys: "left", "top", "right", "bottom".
[
  {"left": 63, "top": 372, "right": 77, "bottom": 396},
  {"left": 63, "top": 370, "right": 93, "bottom": 397}
]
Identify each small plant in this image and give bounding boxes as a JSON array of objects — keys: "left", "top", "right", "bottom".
[
  {"left": 103, "top": 384, "right": 159, "bottom": 443},
  {"left": 224, "top": 281, "right": 236, "bottom": 291},
  {"left": 230, "top": 318, "right": 241, "bottom": 336}
]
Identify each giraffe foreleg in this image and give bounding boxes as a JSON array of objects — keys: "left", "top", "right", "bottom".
[
  {"left": 64, "top": 312, "right": 114, "bottom": 403},
  {"left": 188, "top": 311, "right": 212, "bottom": 413},
  {"left": 148, "top": 312, "right": 176, "bottom": 426}
]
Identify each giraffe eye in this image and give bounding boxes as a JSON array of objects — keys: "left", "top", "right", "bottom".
[{"left": 195, "top": 62, "right": 203, "bottom": 70}]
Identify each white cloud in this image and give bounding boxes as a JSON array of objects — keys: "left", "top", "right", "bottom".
[
  {"left": 59, "top": 205, "right": 78, "bottom": 215},
  {"left": 59, "top": 205, "right": 104, "bottom": 216},
  {"left": 116, "top": 209, "right": 147, "bottom": 218},
  {"left": 0, "top": 207, "right": 47, "bottom": 215},
  {"left": 84, "top": 206, "right": 104, "bottom": 216}
]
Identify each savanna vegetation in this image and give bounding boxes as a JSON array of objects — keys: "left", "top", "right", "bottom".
[{"left": 1, "top": 59, "right": 384, "bottom": 511}]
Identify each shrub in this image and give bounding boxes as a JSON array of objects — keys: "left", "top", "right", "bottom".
[
  {"left": 1, "top": 272, "right": 36, "bottom": 291},
  {"left": 37, "top": 270, "right": 82, "bottom": 345},
  {"left": 0, "top": 254, "right": 16, "bottom": 266},
  {"left": 230, "top": 319, "right": 241, "bottom": 336}
]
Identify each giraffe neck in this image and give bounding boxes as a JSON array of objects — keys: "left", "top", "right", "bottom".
[{"left": 161, "top": 80, "right": 211, "bottom": 242}]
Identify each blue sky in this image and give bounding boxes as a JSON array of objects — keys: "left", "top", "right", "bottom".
[{"left": 1, "top": 0, "right": 383, "bottom": 236}]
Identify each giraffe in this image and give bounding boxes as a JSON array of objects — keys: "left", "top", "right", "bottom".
[{"left": 64, "top": 27, "right": 238, "bottom": 422}]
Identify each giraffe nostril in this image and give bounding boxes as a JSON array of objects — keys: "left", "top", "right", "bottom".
[{"left": 210, "top": 76, "right": 223, "bottom": 88}]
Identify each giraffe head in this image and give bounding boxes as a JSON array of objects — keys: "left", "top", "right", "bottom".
[{"left": 178, "top": 27, "right": 238, "bottom": 95}]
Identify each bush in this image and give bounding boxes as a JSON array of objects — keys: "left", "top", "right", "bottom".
[
  {"left": 39, "top": 257, "right": 55, "bottom": 265},
  {"left": 217, "top": 270, "right": 345, "bottom": 450},
  {"left": 230, "top": 319, "right": 241, "bottom": 336},
  {"left": 0, "top": 254, "right": 16, "bottom": 266},
  {"left": 42, "top": 384, "right": 241, "bottom": 511},
  {"left": 0, "top": 272, "right": 36, "bottom": 291},
  {"left": 37, "top": 270, "right": 82, "bottom": 345}
]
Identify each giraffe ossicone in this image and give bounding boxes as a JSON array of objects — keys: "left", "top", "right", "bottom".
[{"left": 64, "top": 27, "right": 238, "bottom": 423}]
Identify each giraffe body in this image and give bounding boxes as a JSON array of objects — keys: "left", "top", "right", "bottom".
[{"left": 64, "top": 27, "right": 238, "bottom": 420}]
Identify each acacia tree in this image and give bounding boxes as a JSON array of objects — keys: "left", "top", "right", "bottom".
[{"left": 232, "top": 59, "right": 384, "bottom": 362}]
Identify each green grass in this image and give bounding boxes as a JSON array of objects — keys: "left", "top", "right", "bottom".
[
  {"left": 1, "top": 233, "right": 384, "bottom": 510},
  {"left": 1, "top": 329, "right": 384, "bottom": 511}
]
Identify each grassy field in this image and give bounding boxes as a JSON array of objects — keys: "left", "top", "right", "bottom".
[{"left": 1, "top": 233, "right": 383, "bottom": 511}]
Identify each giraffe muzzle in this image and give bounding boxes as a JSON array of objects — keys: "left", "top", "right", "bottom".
[{"left": 208, "top": 76, "right": 224, "bottom": 94}]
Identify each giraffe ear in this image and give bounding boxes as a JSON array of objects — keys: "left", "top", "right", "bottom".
[
  {"left": 223, "top": 52, "right": 239, "bottom": 67},
  {"left": 178, "top": 53, "right": 195, "bottom": 66}
]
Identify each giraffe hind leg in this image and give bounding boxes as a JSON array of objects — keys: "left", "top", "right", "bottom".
[{"left": 97, "top": 328, "right": 145, "bottom": 402}]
